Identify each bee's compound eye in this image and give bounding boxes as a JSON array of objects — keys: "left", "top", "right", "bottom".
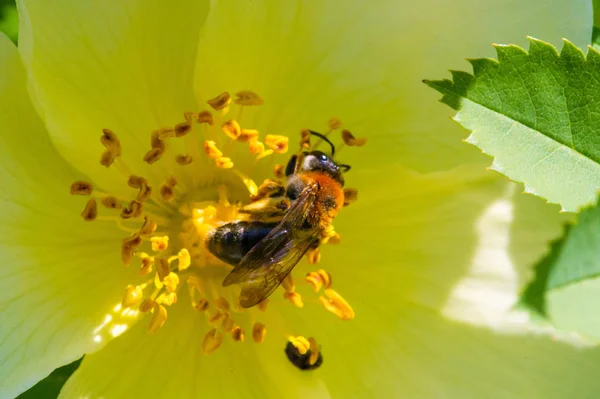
[
  {"left": 284, "top": 341, "right": 323, "bottom": 370},
  {"left": 285, "top": 155, "right": 297, "bottom": 177}
]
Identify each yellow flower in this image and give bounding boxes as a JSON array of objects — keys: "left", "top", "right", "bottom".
[{"left": 0, "top": 0, "right": 597, "bottom": 398}]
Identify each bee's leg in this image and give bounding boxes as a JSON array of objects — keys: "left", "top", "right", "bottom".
[
  {"left": 250, "top": 179, "right": 286, "bottom": 202},
  {"left": 240, "top": 197, "right": 290, "bottom": 218}
]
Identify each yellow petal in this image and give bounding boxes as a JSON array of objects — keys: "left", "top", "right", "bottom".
[
  {"left": 18, "top": 0, "right": 210, "bottom": 191},
  {"left": 194, "top": 0, "right": 591, "bottom": 172},
  {"left": 0, "top": 34, "right": 136, "bottom": 398}
]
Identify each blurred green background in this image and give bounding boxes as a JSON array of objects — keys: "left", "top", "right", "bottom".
[{"left": 1, "top": 1, "right": 81, "bottom": 398}]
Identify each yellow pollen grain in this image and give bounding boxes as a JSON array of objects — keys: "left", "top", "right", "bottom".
[
  {"left": 231, "top": 326, "right": 245, "bottom": 342},
  {"left": 257, "top": 299, "right": 269, "bottom": 312},
  {"left": 252, "top": 323, "right": 266, "bottom": 344},
  {"left": 164, "top": 272, "right": 180, "bottom": 293},
  {"left": 101, "top": 128, "right": 122, "bottom": 156},
  {"left": 177, "top": 248, "right": 191, "bottom": 271},
  {"left": 100, "top": 196, "right": 121, "bottom": 209},
  {"left": 121, "top": 234, "right": 142, "bottom": 266},
  {"left": 317, "top": 269, "right": 332, "bottom": 289},
  {"left": 237, "top": 128, "right": 259, "bottom": 143},
  {"left": 308, "top": 337, "right": 320, "bottom": 366},
  {"left": 273, "top": 164, "right": 285, "bottom": 179},
  {"left": 100, "top": 150, "right": 116, "bottom": 168},
  {"left": 207, "top": 92, "right": 232, "bottom": 111},
  {"left": 264, "top": 135, "right": 289, "bottom": 154},
  {"left": 203, "top": 140, "right": 223, "bottom": 159},
  {"left": 305, "top": 272, "right": 323, "bottom": 293},
  {"left": 81, "top": 199, "right": 98, "bottom": 221},
  {"left": 143, "top": 148, "right": 164, "bottom": 165},
  {"left": 140, "top": 254, "right": 154, "bottom": 275},
  {"left": 248, "top": 139, "right": 265, "bottom": 155},
  {"left": 197, "top": 110, "right": 214, "bottom": 125},
  {"left": 70, "top": 181, "right": 93, "bottom": 196},
  {"left": 234, "top": 90, "right": 263, "bottom": 106},
  {"left": 341, "top": 129, "right": 367, "bottom": 147},
  {"left": 343, "top": 188, "right": 358, "bottom": 206},
  {"left": 215, "top": 297, "right": 231, "bottom": 312},
  {"left": 328, "top": 117, "right": 343, "bottom": 130},
  {"left": 215, "top": 157, "right": 234, "bottom": 169},
  {"left": 122, "top": 285, "right": 143, "bottom": 308},
  {"left": 148, "top": 304, "right": 168, "bottom": 334},
  {"left": 139, "top": 218, "right": 158, "bottom": 236},
  {"left": 176, "top": 154, "right": 193, "bottom": 165},
  {"left": 202, "top": 328, "right": 224, "bottom": 354},
  {"left": 222, "top": 120, "right": 241, "bottom": 140},
  {"left": 151, "top": 236, "right": 169, "bottom": 252},
  {"left": 307, "top": 248, "right": 321, "bottom": 264},
  {"left": 281, "top": 275, "right": 295, "bottom": 293},
  {"left": 289, "top": 336, "right": 310, "bottom": 355},
  {"left": 319, "top": 288, "right": 355, "bottom": 320},
  {"left": 139, "top": 298, "right": 155, "bottom": 313},
  {"left": 174, "top": 121, "right": 192, "bottom": 138},
  {"left": 284, "top": 291, "right": 304, "bottom": 308},
  {"left": 156, "top": 258, "right": 170, "bottom": 281}
]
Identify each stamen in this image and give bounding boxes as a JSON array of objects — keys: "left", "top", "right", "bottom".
[
  {"left": 203, "top": 140, "right": 223, "bottom": 159},
  {"left": 207, "top": 92, "right": 232, "bottom": 111},
  {"left": 222, "top": 120, "right": 241, "bottom": 140},
  {"left": 222, "top": 315, "right": 235, "bottom": 332},
  {"left": 176, "top": 154, "right": 193, "bottom": 165},
  {"left": 305, "top": 272, "right": 323, "bottom": 293},
  {"left": 343, "top": 188, "right": 358, "bottom": 206},
  {"left": 143, "top": 148, "right": 164, "bottom": 165},
  {"left": 289, "top": 336, "right": 310, "bottom": 355},
  {"left": 215, "top": 297, "right": 231, "bottom": 312},
  {"left": 70, "top": 181, "right": 93, "bottom": 196},
  {"left": 157, "top": 292, "right": 177, "bottom": 306},
  {"left": 100, "top": 150, "right": 116, "bottom": 168},
  {"left": 281, "top": 275, "right": 295, "bottom": 293},
  {"left": 100, "top": 196, "right": 121, "bottom": 209},
  {"left": 328, "top": 117, "right": 343, "bottom": 130},
  {"left": 177, "top": 248, "right": 191, "bottom": 271},
  {"left": 120, "top": 200, "right": 143, "bottom": 219},
  {"left": 328, "top": 232, "right": 342, "bottom": 245},
  {"left": 151, "top": 236, "right": 169, "bottom": 252},
  {"left": 341, "top": 129, "right": 367, "bottom": 147},
  {"left": 208, "top": 311, "right": 225, "bottom": 325},
  {"left": 174, "top": 121, "right": 192, "bottom": 138},
  {"left": 231, "top": 326, "right": 245, "bottom": 342},
  {"left": 299, "top": 129, "right": 311, "bottom": 149},
  {"left": 285, "top": 337, "right": 323, "bottom": 370},
  {"left": 101, "top": 128, "right": 122, "bottom": 156},
  {"left": 128, "top": 175, "right": 147, "bottom": 189},
  {"left": 160, "top": 177, "right": 177, "bottom": 202},
  {"left": 140, "top": 253, "right": 154, "bottom": 275},
  {"left": 121, "top": 234, "right": 142, "bottom": 266},
  {"left": 164, "top": 272, "right": 180, "bottom": 293},
  {"left": 308, "top": 337, "right": 320, "bottom": 366},
  {"left": 306, "top": 248, "right": 321, "bottom": 264},
  {"left": 202, "top": 328, "right": 224, "bottom": 354},
  {"left": 81, "top": 199, "right": 98, "bottom": 221},
  {"left": 196, "top": 299, "right": 209, "bottom": 312},
  {"left": 317, "top": 269, "right": 332, "bottom": 289},
  {"left": 139, "top": 218, "right": 158, "bottom": 236},
  {"left": 156, "top": 258, "right": 170, "bottom": 281},
  {"left": 319, "top": 289, "right": 354, "bottom": 320},
  {"left": 284, "top": 292, "right": 304, "bottom": 308},
  {"left": 234, "top": 90, "right": 264, "bottom": 106},
  {"left": 139, "top": 298, "right": 155, "bottom": 313},
  {"left": 257, "top": 299, "right": 269, "bottom": 312},
  {"left": 273, "top": 164, "right": 285, "bottom": 179},
  {"left": 148, "top": 304, "right": 168, "bottom": 334},
  {"left": 197, "top": 110, "right": 214, "bottom": 125},
  {"left": 237, "top": 128, "right": 259, "bottom": 142},
  {"left": 215, "top": 157, "right": 234, "bottom": 169},
  {"left": 232, "top": 170, "right": 259, "bottom": 197},
  {"left": 248, "top": 139, "right": 266, "bottom": 156},
  {"left": 252, "top": 323, "right": 266, "bottom": 343},
  {"left": 264, "top": 135, "right": 289, "bottom": 154},
  {"left": 122, "top": 284, "right": 143, "bottom": 308}
]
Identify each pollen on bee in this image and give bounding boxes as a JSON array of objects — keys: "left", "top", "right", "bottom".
[
  {"left": 215, "top": 157, "right": 234, "bottom": 169},
  {"left": 252, "top": 323, "right": 266, "bottom": 344},
  {"left": 203, "top": 140, "right": 223, "bottom": 159},
  {"left": 70, "top": 181, "right": 93, "bottom": 196},
  {"left": 234, "top": 90, "right": 264, "bottom": 106},
  {"left": 231, "top": 326, "right": 245, "bottom": 342},
  {"left": 176, "top": 154, "right": 193, "bottom": 165},
  {"left": 284, "top": 291, "right": 304, "bottom": 308},
  {"left": 264, "top": 135, "right": 289, "bottom": 154},
  {"left": 341, "top": 129, "right": 367, "bottom": 147},
  {"left": 327, "top": 232, "right": 342, "bottom": 245},
  {"left": 147, "top": 304, "right": 168, "bottom": 334},
  {"left": 202, "top": 328, "right": 224, "bottom": 354},
  {"left": 151, "top": 236, "right": 169, "bottom": 252},
  {"left": 207, "top": 92, "right": 232, "bottom": 111},
  {"left": 319, "top": 288, "right": 354, "bottom": 320},
  {"left": 122, "top": 284, "right": 143, "bottom": 308},
  {"left": 222, "top": 120, "right": 241, "bottom": 140},
  {"left": 81, "top": 199, "right": 98, "bottom": 221},
  {"left": 197, "top": 110, "right": 214, "bottom": 125},
  {"left": 151, "top": 130, "right": 166, "bottom": 151}
]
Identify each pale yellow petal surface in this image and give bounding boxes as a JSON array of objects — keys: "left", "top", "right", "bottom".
[
  {"left": 61, "top": 166, "right": 600, "bottom": 397},
  {"left": 17, "top": 0, "right": 209, "bottom": 192},
  {"left": 194, "top": 0, "right": 591, "bottom": 172},
  {"left": 0, "top": 35, "right": 136, "bottom": 398}
]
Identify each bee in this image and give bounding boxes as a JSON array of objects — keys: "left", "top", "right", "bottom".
[{"left": 207, "top": 131, "right": 351, "bottom": 308}]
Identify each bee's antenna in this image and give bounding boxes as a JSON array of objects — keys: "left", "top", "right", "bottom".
[
  {"left": 309, "top": 130, "right": 335, "bottom": 156},
  {"left": 338, "top": 164, "right": 351, "bottom": 172}
]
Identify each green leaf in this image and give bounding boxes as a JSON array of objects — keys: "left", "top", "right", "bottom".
[
  {"left": 16, "top": 358, "right": 82, "bottom": 399},
  {"left": 425, "top": 38, "right": 600, "bottom": 212},
  {"left": 520, "top": 197, "right": 600, "bottom": 341}
]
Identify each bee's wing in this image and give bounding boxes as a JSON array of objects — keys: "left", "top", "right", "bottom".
[{"left": 222, "top": 182, "right": 320, "bottom": 308}]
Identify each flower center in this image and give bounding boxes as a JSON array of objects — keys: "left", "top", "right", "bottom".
[{"left": 71, "top": 91, "right": 365, "bottom": 367}]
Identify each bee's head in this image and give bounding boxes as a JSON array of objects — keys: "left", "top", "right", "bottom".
[{"left": 285, "top": 150, "right": 350, "bottom": 186}]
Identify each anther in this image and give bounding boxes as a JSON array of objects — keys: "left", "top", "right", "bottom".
[
  {"left": 100, "top": 150, "right": 116, "bottom": 168},
  {"left": 341, "top": 130, "right": 367, "bottom": 147},
  {"left": 143, "top": 148, "right": 164, "bottom": 164},
  {"left": 176, "top": 154, "right": 193, "bottom": 165},
  {"left": 203, "top": 140, "right": 223, "bottom": 159},
  {"left": 156, "top": 258, "right": 170, "bottom": 281},
  {"left": 156, "top": 127, "right": 175, "bottom": 140},
  {"left": 328, "top": 232, "right": 342, "bottom": 245},
  {"left": 248, "top": 139, "right": 265, "bottom": 156},
  {"left": 120, "top": 200, "right": 143, "bottom": 219},
  {"left": 148, "top": 304, "right": 168, "bottom": 334},
  {"left": 101, "top": 129, "right": 122, "bottom": 156},
  {"left": 215, "top": 157, "right": 234, "bottom": 169},
  {"left": 139, "top": 218, "right": 158, "bottom": 236},
  {"left": 128, "top": 175, "right": 147, "bottom": 189},
  {"left": 136, "top": 184, "right": 152, "bottom": 202},
  {"left": 305, "top": 272, "right": 323, "bottom": 293},
  {"left": 121, "top": 234, "right": 142, "bottom": 266},
  {"left": 274, "top": 164, "right": 285, "bottom": 179},
  {"left": 177, "top": 248, "right": 191, "bottom": 271},
  {"left": 208, "top": 311, "right": 225, "bottom": 325},
  {"left": 234, "top": 90, "right": 263, "bottom": 106},
  {"left": 306, "top": 248, "right": 321, "bottom": 264},
  {"left": 257, "top": 299, "right": 269, "bottom": 312},
  {"left": 202, "top": 328, "right": 224, "bottom": 354},
  {"left": 164, "top": 272, "right": 180, "bottom": 293},
  {"left": 157, "top": 292, "right": 177, "bottom": 306},
  {"left": 197, "top": 110, "right": 214, "bottom": 125},
  {"left": 343, "top": 188, "right": 358, "bottom": 206},
  {"left": 285, "top": 339, "right": 323, "bottom": 370},
  {"left": 139, "top": 298, "right": 155, "bottom": 313},
  {"left": 122, "top": 284, "right": 143, "bottom": 308},
  {"left": 70, "top": 181, "right": 93, "bottom": 196},
  {"left": 282, "top": 275, "right": 295, "bottom": 293},
  {"left": 252, "top": 323, "right": 266, "bottom": 344},
  {"left": 81, "top": 199, "right": 98, "bottom": 221},
  {"left": 317, "top": 269, "right": 332, "bottom": 289},
  {"left": 308, "top": 337, "right": 320, "bottom": 366},
  {"left": 196, "top": 298, "right": 209, "bottom": 312},
  {"left": 183, "top": 112, "right": 197, "bottom": 122},
  {"left": 319, "top": 289, "right": 354, "bottom": 320},
  {"left": 237, "top": 128, "right": 259, "bottom": 142},
  {"left": 207, "top": 92, "right": 232, "bottom": 111},
  {"left": 160, "top": 184, "right": 175, "bottom": 202},
  {"left": 231, "top": 326, "right": 245, "bottom": 342},
  {"left": 174, "top": 121, "right": 192, "bottom": 137},
  {"left": 100, "top": 196, "right": 121, "bottom": 209},
  {"left": 222, "top": 315, "right": 235, "bottom": 333},
  {"left": 289, "top": 336, "right": 311, "bottom": 355},
  {"left": 299, "top": 129, "right": 311, "bottom": 149},
  {"left": 328, "top": 117, "right": 343, "bottom": 130},
  {"left": 140, "top": 254, "right": 154, "bottom": 275},
  {"left": 215, "top": 297, "right": 231, "bottom": 312},
  {"left": 151, "top": 236, "right": 169, "bottom": 252},
  {"left": 264, "top": 135, "right": 289, "bottom": 154},
  {"left": 151, "top": 130, "right": 166, "bottom": 151},
  {"left": 284, "top": 291, "right": 304, "bottom": 308},
  {"left": 222, "top": 120, "right": 241, "bottom": 140}
]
